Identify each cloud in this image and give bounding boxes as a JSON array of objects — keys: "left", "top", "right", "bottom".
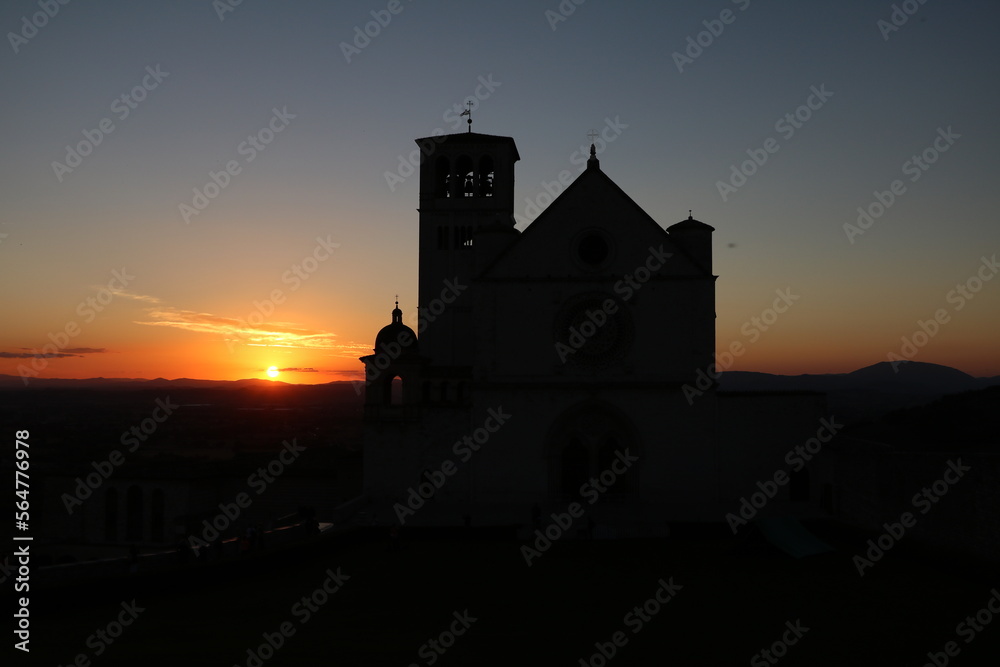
[
  {"left": 322, "top": 369, "right": 366, "bottom": 378},
  {"left": 277, "top": 367, "right": 319, "bottom": 373},
  {"left": 132, "top": 298, "right": 366, "bottom": 356},
  {"left": 0, "top": 346, "right": 108, "bottom": 359},
  {"left": 1, "top": 351, "right": 81, "bottom": 359},
  {"left": 111, "top": 290, "right": 163, "bottom": 305}
]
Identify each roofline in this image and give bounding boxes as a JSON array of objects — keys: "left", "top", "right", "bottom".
[
  {"left": 478, "top": 164, "right": 713, "bottom": 278},
  {"left": 414, "top": 132, "right": 521, "bottom": 162}
]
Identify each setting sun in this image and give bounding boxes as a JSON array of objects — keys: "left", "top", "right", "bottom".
[{"left": 266, "top": 366, "right": 279, "bottom": 379}]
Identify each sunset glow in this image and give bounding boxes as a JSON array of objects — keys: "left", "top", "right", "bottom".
[{"left": 1, "top": 1, "right": 997, "bottom": 384}]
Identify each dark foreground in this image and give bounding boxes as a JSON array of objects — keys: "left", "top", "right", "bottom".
[{"left": 29, "top": 521, "right": 999, "bottom": 666}]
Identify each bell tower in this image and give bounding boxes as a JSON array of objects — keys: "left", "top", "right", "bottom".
[{"left": 415, "top": 131, "right": 519, "bottom": 367}]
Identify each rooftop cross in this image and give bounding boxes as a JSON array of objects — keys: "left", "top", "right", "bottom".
[
  {"left": 587, "top": 129, "right": 599, "bottom": 160},
  {"left": 461, "top": 100, "right": 474, "bottom": 133}
]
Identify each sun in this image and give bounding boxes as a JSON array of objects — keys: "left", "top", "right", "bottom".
[{"left": 266, "top": 366, "right": 280, "bottom": 379}]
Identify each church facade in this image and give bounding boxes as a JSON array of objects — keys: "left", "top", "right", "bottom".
[{"left": 359, "top": 130, "right": 821, "bottom": 530}]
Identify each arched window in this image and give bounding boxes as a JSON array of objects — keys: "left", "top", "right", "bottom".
[
  {"left": 478, "top": 156, "right": 495, "bottom": 197},
  {"left": 434, "top": 156, "right": 450, "bottom": 198},
  {"left": 151, "top": 489, "right": 166, "bottom": 542},
  {"left": 126, "top": 485, "right": 143, "bottom": 541},
  {"left": 390, "top": 376, "right": 403, "bottom": 406},
  {"left": 455, "top": 155, "right": 474, "bottom": 197},
  {"left": 104, "top": 487, "right": 119, "bottom": 542}
]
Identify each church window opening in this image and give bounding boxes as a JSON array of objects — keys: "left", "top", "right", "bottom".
[
  {"left": 577, "top": 232, "right": 610, "bottom": 266},
  {"left": 434, "top": 156, "right": 450, "bottom": 198},
  {"left": 456, "top": 156, "right": 474, "bottom": 197},
  {"left": 388, "top": 376, "right": 403, "bottom": 406},
  {"left": 478, "top": 156, "right": 495, "bottom": 197},
  {"left": 453, "top": 225, "right": 474, "bottom": 249}
]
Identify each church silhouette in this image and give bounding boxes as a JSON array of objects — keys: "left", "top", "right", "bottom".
[{"left": 359, "top": 129, "right": 825, "bottom": 532}]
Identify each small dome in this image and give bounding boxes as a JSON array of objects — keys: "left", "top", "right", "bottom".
[
  {"left": 374, "top": 300, "right": 418, "bottom": 356},
  {"left": 668, "top": 211, "right": 715, "bottom": 233}
]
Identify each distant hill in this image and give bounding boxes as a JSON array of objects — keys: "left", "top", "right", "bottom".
[
  {"left": 718, "top": 361, "right": 1000, "bottom": 424},
  {"left": 2, "top": 361, "right": 994, "bottom": 397},
  {"left": 719, "top": 361, "right": 991, "bottom": 394},
  {"left": 0, "top": 375, "right": 352, "bottom": 390}
]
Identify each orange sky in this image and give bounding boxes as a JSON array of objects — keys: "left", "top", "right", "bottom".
[{"left": 2, "top": 2, "right": 998, "bottom": 384}]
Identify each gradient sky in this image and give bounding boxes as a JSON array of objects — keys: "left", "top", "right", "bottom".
[{"left": 2, "top": 0, "right": 998, "bottom": 384}]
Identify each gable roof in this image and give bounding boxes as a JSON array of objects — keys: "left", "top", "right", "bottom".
[{"left": 479, "top": 160, "right": 713, "bottom": 277}]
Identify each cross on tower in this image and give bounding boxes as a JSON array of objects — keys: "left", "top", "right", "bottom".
[
  {"left": 465, "top": 100, "right": 474, "bottom": 132},
  {"left": 587, "top": 129, "right": 599, "bottom": 160}
]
